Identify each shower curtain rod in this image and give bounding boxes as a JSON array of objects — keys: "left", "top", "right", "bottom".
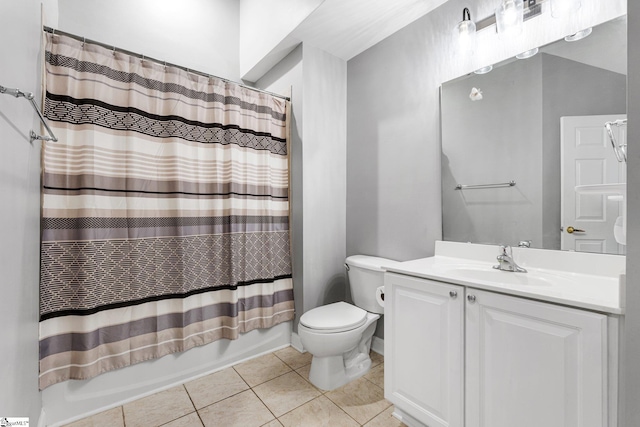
[{"left": 42, "top": 26, "right": 291, "bottom": 102}]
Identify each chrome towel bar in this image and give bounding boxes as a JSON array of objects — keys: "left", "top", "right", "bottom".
[{"left": 455, "top": 180, "right": 516, "bottom": 190}]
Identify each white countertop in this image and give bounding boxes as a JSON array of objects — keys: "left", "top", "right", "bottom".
[{"left": 384, "top": 242, "right": 625, "bottom": 315}]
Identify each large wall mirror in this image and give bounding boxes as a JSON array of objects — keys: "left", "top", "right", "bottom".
[{"left": 441, "top": 15, "right": 627, "bottom": 255}]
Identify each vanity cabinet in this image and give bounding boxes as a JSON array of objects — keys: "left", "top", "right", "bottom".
[
  {"left": 385, "top": 272, "right": 611, "bottom": 427},
  {"left": 384, "top": 273, "right": 464, "bottom": 427}
]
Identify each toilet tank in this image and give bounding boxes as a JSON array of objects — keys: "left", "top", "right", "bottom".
[{"left": 345, "top": 255, "right": 399, "bottom": 314}]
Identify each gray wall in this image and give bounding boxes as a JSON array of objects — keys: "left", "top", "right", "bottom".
[
  {"left": 346, "top": 31, "right": 442, "bottom": 262},
  {"left": 541, "top": 54, "right": 626, "bottom": 249},
  {"left": 256, "top": 43, "right": 348, "bottom": 331},
  {"left": 301, "top": 45, "right": 347, "bottom": 312},
  {"left": 624, "top": 1, "right": 640, "bottom": 424},
  {"left": 0, "top": 0, "right": 44, "bottom": 423}
]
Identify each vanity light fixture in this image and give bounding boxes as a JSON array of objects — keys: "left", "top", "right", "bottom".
[
  {"left": 565, "top": 27, "right": 592, "bottom": 42},
  {"left": 515, "top": 47, "right": 539, "bottom": 59},
  {"left": 495, "top": 0, "right": 524, "bottom": 38},
  {"left": 474, "top": 65, "right": 493, "bottom": 74},
  {"left": 550, "top": 0, "right": 581, "bottom": 18},
  {"left": 455, "top": 7, "right": 477, "bottom": 55}
]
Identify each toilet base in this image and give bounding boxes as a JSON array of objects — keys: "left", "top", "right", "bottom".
[
  {"left": 306, "top": 322, "right": 377, "bottom": 391},
  {"left": 308, "top": 352, "right": 373, "bottom": 391}
]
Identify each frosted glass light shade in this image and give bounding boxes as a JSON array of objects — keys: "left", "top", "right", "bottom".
[
  {"left": 551, "top": 0, "right": 582, "bottom": 18},
  {"left": 496, "top": 0, "right": 523, "bottom": 38},
  {"left": 454, "top": 9, "right": 477, "bottom": 55}
]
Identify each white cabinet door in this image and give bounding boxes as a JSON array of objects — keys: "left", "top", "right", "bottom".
[
  {"left": 465, "top": 289, "right": 608, "bottom": 427},
  {"left": 384, "top": 273, "right": 464, "bottom": 427}
]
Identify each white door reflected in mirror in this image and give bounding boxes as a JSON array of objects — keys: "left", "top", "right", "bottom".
[{"left": 560, "top": 114, "right": 626, "bottom": 254}]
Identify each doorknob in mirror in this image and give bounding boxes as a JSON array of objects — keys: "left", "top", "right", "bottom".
[{"left": 566, "top": 226, "right": 586, "bottom": 234}]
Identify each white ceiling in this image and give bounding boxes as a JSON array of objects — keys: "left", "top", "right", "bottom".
[{"left": 292, "top": 0, "right": 450, "bottom": 61}]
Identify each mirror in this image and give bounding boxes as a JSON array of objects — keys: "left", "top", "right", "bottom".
[{"left": 441, "top": 16, "right": 627, "bottom": 255}]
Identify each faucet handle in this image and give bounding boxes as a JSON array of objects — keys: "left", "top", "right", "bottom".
[
  {"left": 498, "top": 245, "right": 512, "bottom": 256},
  {"left": 518, "top": 240, "right": 532, "bottom": 248}
]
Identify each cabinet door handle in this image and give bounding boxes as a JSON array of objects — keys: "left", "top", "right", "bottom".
[
  {"left": 467, "top": 294, "right": 476, "bottom": 303},
  {"left": 449, "top": 290, "right": 458, "bottom": 299}
]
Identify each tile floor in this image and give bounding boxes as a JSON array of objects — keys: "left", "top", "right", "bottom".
[{"left": 65, "top": 347, "right": 407, "bottom": 427}]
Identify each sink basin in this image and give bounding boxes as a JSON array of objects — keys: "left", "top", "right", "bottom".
[{"left": 430, "top": 263, "right": 571, "bottom": 288}]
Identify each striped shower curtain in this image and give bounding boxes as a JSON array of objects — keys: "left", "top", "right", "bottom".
[{"left": 39, "top": 33, "right": 294, "bottom": 389}]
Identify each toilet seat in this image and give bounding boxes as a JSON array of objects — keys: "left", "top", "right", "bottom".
[{"left": 300, "top": 302, "right": 367, "bottom": 333}]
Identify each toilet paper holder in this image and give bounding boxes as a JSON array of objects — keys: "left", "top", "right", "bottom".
[{"left": 375, "top": 286, "right": 385, "bottom": 308}]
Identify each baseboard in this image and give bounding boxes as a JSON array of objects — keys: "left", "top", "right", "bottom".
[
  {"left": 371, "top": 336, "right": 384, "bottom": 356},
  {"left": 392, "top": 407, "right": 422, "bottom": 427},
  {"left": 37, "top": 408, "right": 46, "bottom": 427},
  {"left": 290, "top": 331, "right": 304, "bottom": 352}
]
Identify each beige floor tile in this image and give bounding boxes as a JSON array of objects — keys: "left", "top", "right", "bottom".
[
  {"left": 185, "top": 367, "right": 249, "bottom": 409},
  {"left": 295, "top": 364, "right": 312, "bottom": 383},
  {"left": 198, "top": 390, "right": 274, "bottom": 427},
  {"left": 294, "top": 364, "right": 323, "bottom": 392},
  {"left": 234, "top": 353, "right": 292, "bottom": 387},
  {"left": 364, "top": 363, "right": 384, "bottom": 389},
  {"left": 326, "top": 377, "right": 391, "bottom": 425},
  {"left": 370, "top": 351, "right": 384, "bottom": 368},
  {"left": 161, "top": 412, "right": 203, "bottom": 427},
  {"left": 65, "top": 406, "right": 124, "bottom": 427},
  {"left": 261, "top": 420, "right": 284, "bottom": 427},
  {"left": 253, "top": 371, "right": 322, "bottom": 417},
  {"left": 123, "top": 385, "right": 195, "bottom": 427},
  {"left": 278, "top": 396, "right": 359, "bottom": 427},
  {"left": 274, "top": 346, "right": 313, "bottom": 370},
  {"left": 363, "top": 406, "right": 408, "bottom": 427}
]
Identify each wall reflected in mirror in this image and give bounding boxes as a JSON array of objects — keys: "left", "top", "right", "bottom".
[{"left": 441, "top": 15, "right": 627, "bottom": 255}]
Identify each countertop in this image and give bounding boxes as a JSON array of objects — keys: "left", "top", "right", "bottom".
[{"left": 383, "top": 242, "right": 625, "bottom": 315}]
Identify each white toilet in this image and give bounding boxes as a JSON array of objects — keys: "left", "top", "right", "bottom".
[{"left": 298, "top": 255, "right": 397, "bottom": 390}]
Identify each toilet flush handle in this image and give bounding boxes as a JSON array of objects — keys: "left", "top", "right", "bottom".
[{"left": 344, "top": 263, "right": 350, "bottom": 271}]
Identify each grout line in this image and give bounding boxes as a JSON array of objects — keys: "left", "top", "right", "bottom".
[
  {"left": 119, "top": 406, "right": 126, "bottom": 427},
  {"left": 156, "top": 411, "right": 199, "bottom": 427},
  {"left": 272, "top": 395, "right": 328, "bottom": 424},
  {"left": 181, "top": 384, "right": 198, "bottom": 413},
  {"left": 176, "top": 384, "right": 206, "bottom": 426},
  {"left": 194, "top": 409, "right": 206, "bottom": 427},
  {"left": 231, "top": 365, "right": 253, "bottom": 389},
  {"left": 248, "top": 388, "right": 279, "bottom": 421}
]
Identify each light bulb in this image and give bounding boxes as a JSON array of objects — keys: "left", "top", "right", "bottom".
[
  {"left": 502, "top": 1, "right": 518, "bottom": 25},
  {"left": 454, "top": 8, "right": 476, "bottom": 55},
  {"left": 495, "top": 0, "right": 523, "bottom": 39}
]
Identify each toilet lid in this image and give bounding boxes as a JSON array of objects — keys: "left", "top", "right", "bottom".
[{"left": 300, "top": 302, "right": 367, "bottom": 332}]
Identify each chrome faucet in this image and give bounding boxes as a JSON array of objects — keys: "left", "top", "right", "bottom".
[{"left": 493, "top": 245, "right": 527, "bottom": 273}]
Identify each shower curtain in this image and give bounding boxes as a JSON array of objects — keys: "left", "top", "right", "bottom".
[{"left": 38, "top": 33, "right": 294, "bottom": 389}]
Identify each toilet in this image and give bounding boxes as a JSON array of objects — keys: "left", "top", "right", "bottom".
[{"left": 298, "top": 255, "right": 397, "bottom": 390}]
